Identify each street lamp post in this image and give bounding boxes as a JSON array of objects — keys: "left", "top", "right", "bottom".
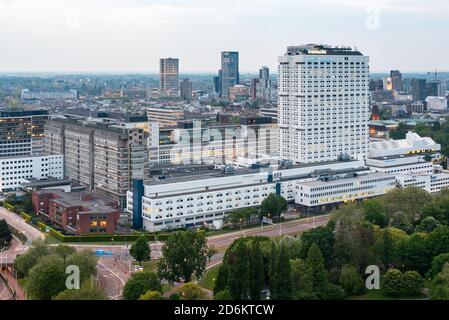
[{"left": 279, "top": 220, "right": 282, "bottom": 237}]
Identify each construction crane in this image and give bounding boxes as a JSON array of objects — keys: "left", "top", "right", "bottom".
[{"left": 428, "top": 69, "right": 438, "bottom": 80}]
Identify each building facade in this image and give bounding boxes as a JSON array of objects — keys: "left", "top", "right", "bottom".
[
  {"left": 44, "top": 116, "right": 150, "bottom": 210},
  {"left": 148, "top": 120, "right": 278, "bottom": 166},
  {"left": 32, "top": 190, "right": 120, "bottom": 235},
  {"left": 0, "top": 154, "right": 63, "bottom": 192},
  {"left": 278, "top": 44, "right": 369, "bottom": 163},
  {"left": 220, "top": 51, "right": 239, "bottom": 100},
  {"left": 0, "top": 110, "right": 49, "bottom": 157},
  {"left": 180, "top": 78, "right": 193, "bottom": 102},
  {"left": 147, "top": 107, "right": 185, "bottom": 127},
  {"left": 159, "top": 58, "right": 179, "bottom": 97},
  {"left": 127, "top": 159, "right": 396, "bottom": 231}
]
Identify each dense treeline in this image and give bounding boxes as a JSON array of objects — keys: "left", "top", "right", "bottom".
[
  {"left": 214, "top": 187, "right": 449, "bottom": 300},
  {"left": 14, "top": 241, "right": 106, "bottom": 300}
]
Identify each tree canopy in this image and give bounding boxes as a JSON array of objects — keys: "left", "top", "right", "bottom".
[{"left": 157, "top": 230, "right": 215, "bottom": 283}]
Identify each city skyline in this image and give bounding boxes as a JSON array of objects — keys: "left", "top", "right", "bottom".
[{"left": 1, "top": 0, "right": 448, "bottom": 73}]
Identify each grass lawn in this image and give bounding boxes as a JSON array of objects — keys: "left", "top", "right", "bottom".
[
  {"left": 198, "top": 264, "right": 221, "bottom": 291},
  {"left": 348, "top": 288, "right": 428, "bottom": 300},
  {"left": 142, "top": 260, "right": 159, "bottom": 273}
]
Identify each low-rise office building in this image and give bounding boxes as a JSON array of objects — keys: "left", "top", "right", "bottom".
[
  {"left": 0, "top": 154, "right": 64, "bottom": 192},
  {"left": 396, "top": 173, "right": 449, "bottom": 194},
  {"left": 127, "top": 159, "right": 397, "bottom": 231},
  {"left": 32, "top": 190, "right": 120, "bottom": 235}
]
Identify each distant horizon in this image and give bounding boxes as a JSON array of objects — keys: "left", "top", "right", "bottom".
[
  {"left": 1, "top": 0, "right": 448, "bottom": 72},
  {"left": 0, "top": 70, "right": 447, "bottom": 76}
]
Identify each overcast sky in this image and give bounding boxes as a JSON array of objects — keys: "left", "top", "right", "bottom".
[{"left": 0, "top": 0, "right": 448, "bottom": 73}]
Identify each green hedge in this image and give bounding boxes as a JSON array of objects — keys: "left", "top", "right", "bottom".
[
  {"left": 3, "top": 202, "right": 14, "bottom": 210},
  {"left": 59, "top": 233, "right": 156, "bottom": 243},
  {"left": 19, "top": 211, "right": 32, "bottom": 223},
  {"left": 2, "top": 201, "right": 165, "bottom": 243}
]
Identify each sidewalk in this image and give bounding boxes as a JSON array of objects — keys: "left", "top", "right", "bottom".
[{"left": 0, "top": 269, "right": 26, "bottom": 300}]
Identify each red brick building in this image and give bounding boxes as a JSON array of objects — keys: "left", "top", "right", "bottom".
[{"left": 32, "top": 190, "right": 120, "bottom": 235}]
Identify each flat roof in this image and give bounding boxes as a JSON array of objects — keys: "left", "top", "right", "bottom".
[
  {"left": 21, "top": 177, "right": 72, "bottom": 188},
  {"left": 297, "top": 172, "right": 394, "bottom": 187},
  {"left": 0, "top": 153, "right": 61, "bottom": 160},
  {"left": 146, "top": 160, "right": 361, "bottom": 186},
  {"left": 34, "top": 190, "right": 117, "bottom": 214}
]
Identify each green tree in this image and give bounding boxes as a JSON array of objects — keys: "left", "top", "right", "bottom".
[
  {"left": 228, "top": 241, "right": 250, "bottom": 300},
  {"left": 214, "top": 263, "right": 229, "bottom": 295},
  {"left": 290, "top": 258, "right": 306, "bottom": 299},
  {"left": 176, "top": 282, "right": 208, "bottom": 300},
  {"left": 157, "top": 231, "right": 215, "bottom": 283},
  {"left": 26, "top": 255, "right": 66, "bottom": 300},
  {"left": 66, "top": 250, "right": 97, "bottom": 283},
  {"left": 389, "top": 122, "right": 408, "bottom": 139},
  {"left": 416, "top": 216, "right": 441, "bottom": 233},
  {"left": 301, "top": 243, "right": 329, "bottom": 300},
  {"left": 214, "top": 289, "right": 232, "bottom": 300},
  {"left": 333, "top": 220, "right": 377, "bottom": 274},
  {"left": 339, "top": 264, "right": 366, "bottom": 296},
  {"left": 55, "top": 282, "right": 108, "bottom": 300},
  {"left": 226, "top": 208, "right": 258, "bottom": 228},
  {"left": 431, "top": 264, "right": 449, "bottom": 300},
  {"left": 422, "top": 190, "right": 449, "bottom": 225},
  {"left": 123, "top": 271, "right": 162, "bottom": 300},
  {"left": 383, "top": 268, "right": 404, "bottom": 296},
  {"left": 402, "top": 271, "right": 424, "bottom": 295},
  {"left": 375, "top": 228, "right": 397, "bottom": 270},
  {"left": 426, "top": 253, "right": 449, "bottom": 279},
  {"left": 363, "top": 199, "right": 387, "bottom": 227},
  {"left": 0, "top": 219, "right": 12, "bottom": 249},
  {"left": 396, "top": 233, "right": 431, "bottom": 275},
  {"left": 380, "top": 187, "right": 431, "bottom": 223},
  {"left": 390, "top": 211, "right": 413, "bottom": 233},
  {"left": 249, "top": 238, "right": 264, "bottom": 299},
  {"left": 54, "top": 245, "right": 76, "bottom": 267},
  {"left": 270, "top": 244, "right": 292, "bottom": 300},
  {"left": 259, "top": 193, "right": 288, "bottom": 220},
  {"left": 139, "top": 290, "right": 163, "bottom": 300},
  {"left": 15, "top": 240, "right": 51, "bottom": 277},
  {"left": 300, "top": 226, "right": 335, "bottom": 269},
  {"left": 130, "top": 236, "right": 151, "bottom": 264},
  {"left": 426, "top": 225, "right": 449, "bottom": 257}
]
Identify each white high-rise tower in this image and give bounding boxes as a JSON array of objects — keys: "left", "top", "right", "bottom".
[{"left": 278, "top": 44, "right": 370, "bottom": 163}]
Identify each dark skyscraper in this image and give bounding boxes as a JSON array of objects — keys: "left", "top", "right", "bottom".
[
  {"left": 220, "top": 51, "right": 239, "bottom": 99},
  {"left": 180, "top": 78, "right": 193, "bottom": 102},
  {"left": 410, "top": 78, "right": 427, "bottom": 101},
  {"left": 259, "top": 66, "right": 269, "bottom": 80},
  {"left": 390, "top": 70, "right": 403, "bottom": 92},
  {"left": 213, "top": 75, "right": 220, "bottom": 94}
]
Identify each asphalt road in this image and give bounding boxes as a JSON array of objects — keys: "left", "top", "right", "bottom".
[
  {"left": 0, "top": 207, "right": 44, "bottom": 242},
  {"left": 0, "top": 276, "right": 13, "bottom": 300},
  {"left": 0, "top": 204, "right": 330, "bottom": 300}
]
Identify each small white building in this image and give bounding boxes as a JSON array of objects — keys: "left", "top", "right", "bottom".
[
  {"left": 0, "top": 154, "right": 64, "bottom": 192},
  {"left": 366, "top": 156, "right": 434, "bottom": 175},
  {"left": 396, "top": 173, "right": 449, "bottom": 194},
  {"left": 295, "top": 173, "right": 396, "bottom": 207},
  {"left": 369, "top": 132, "right": 441, "bottom": 159},
  {"left": 426, "top": 96, "right": 448, "bottom": 113}
]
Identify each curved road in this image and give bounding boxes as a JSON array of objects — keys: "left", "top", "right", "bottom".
[
  {"left": 0, "top": 276, "right": 13, "bottom": 300},
  {"left": 0, "top": 204, "right": 330, "bottom": 299}
]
